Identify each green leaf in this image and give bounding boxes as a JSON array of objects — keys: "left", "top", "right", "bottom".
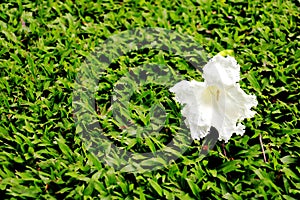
[
  {"left": 186, "top": 178, "right": 200, "bottom": 197},
  {"left": 55, "top": 187, "right": 73, "bottom": 194},
  {"left": 56, "top": 136, "right": 73, "bottom": 161},
  {"left": 148, "top": 179, "right": 163, "bottom": 197},
  {"left": 280, "top": 155, "right": 297, "bottom": 165},
  {"left": 83, "top": 181, "right": 94, "bottom": 196},
  {"left": 246, "top": 71, "right": 261, "bottom": 92}
]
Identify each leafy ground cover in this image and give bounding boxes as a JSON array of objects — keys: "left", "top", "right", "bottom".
[{"left": 0, "top": 0, "right": 299, "bottom": 199}]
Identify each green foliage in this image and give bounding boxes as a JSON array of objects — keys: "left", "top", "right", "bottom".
[{"left": 0, "top": 0, "right": 299, "bottom": 199}]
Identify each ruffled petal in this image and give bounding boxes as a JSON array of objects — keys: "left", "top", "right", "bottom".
[
  {"left": 203, "top": 55, "right": 240, "bottom": 87},
  {"left": 170, "top": 80, "right": 214, "bottom": 140}
]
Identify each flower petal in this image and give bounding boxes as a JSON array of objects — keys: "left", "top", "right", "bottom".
[
  {"left": 170, "top": 80, "right": 214, "bottom": 140},
  {"left": 203, "top": 54, "right": 240, "bottom": 86},
  {"left": 213, "top": 84, "right": 258, "bottom": 142}
]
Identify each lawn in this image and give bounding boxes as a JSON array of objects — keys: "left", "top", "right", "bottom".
[{"left": 0, "top": 0, "right": 299, "bottom": 199}]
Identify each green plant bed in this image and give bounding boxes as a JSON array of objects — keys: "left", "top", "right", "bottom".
[{"left": 0, "top": 0, "right": 299, "bottom": 199}]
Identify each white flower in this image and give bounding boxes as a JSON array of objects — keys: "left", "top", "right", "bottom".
[{"left": 169, "top": 54, "right": 258, "bottom": 142}]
